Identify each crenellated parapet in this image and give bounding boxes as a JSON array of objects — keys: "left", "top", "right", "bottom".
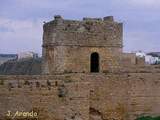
[{"left": 43, "top": 15, "right": 123, "bottom": 47}]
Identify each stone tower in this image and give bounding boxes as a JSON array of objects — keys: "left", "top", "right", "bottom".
[{"left": 42, "top": 15, "right": 123, "bottom": 74}]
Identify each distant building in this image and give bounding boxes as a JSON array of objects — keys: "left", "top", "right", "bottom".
[
  {"left": 0, "top": 54, "right": 17, "bottom": 65},
  {"left": 135, "top": 51, "right": 160, "bottom": 65},
  {"left": 135, "top": 51, "right": 145, "bottom": 58},
  {"left": 17, "top": 52, "right": 38, "bottom": 60},
  {"left": 147, "top": 52, "right": 160, "bottom": 57}
]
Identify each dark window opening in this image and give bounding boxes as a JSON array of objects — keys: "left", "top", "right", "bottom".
[{"left": 90, "top": 52, "right": 99, "bottom": 72}]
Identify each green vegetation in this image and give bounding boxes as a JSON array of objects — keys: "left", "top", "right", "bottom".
[{"left": 136, "top": 116, "right": 160, "bottom": 120}]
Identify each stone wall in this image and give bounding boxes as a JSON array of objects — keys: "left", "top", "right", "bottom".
[
  {"left": 76, "top": 73, "right": 160, "bottom": 120},
  {"left": 42, "top": 16, "right": 123, "bottom": 74},
  {"left": 0, "top": 73, "right": 160, "bottom": 120},
  {"left": 43, "top": 46, "right": 121, "bottom": 74},
  {"left": 0, "top": 75, "right": 90, "bottom": 120},
  {"left": 121, "top": 53, "right": 136, "bottom": 65},
  {"left": 127, "top": 73, "right": 160, "bottom": 120}
]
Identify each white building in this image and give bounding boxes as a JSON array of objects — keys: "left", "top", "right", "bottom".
[
  {"left": 18, "top": 52, "right": 38, "bottom": 60},
  {"left": 135, "top": 51, "right": 145, "bottom": 58},
  {"left": 135, "top": 51, "right": 160, "bottom": 65},
  {"left": 145, "top": 55, "right": 157, "bottom": 64}
]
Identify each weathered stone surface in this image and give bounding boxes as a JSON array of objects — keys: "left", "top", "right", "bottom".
[
  {"left": 0, "top": 73, "right": 160, "bottom": 120},
  {"left": 0, "top": 75, "right": 90, "bottom": 120},
  {"left": 42, "top": 15, "right": 122, "bottom": 74},
  {"left": 0, "top": 16, "right": 160, "bottom": 120}
]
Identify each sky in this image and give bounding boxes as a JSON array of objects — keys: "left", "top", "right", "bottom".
[{"left": 0, "top": 0, "right": 160, "bottom": 55}]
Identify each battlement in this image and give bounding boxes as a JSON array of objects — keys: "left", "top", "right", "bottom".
[
  {"left": 53, "top": 15, "right": 115, "bottom": 22},
  {"left": 43, "top": 15, "right": 122, "bottom": 47},
  {"left": 46, "top": 15, "right": 116, "bottom": 26}
]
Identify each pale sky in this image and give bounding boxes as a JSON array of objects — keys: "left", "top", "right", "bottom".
[{"left": 0, "top": 0, "right": 160, "bottom": 55}]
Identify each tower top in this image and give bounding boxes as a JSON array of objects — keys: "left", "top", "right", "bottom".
[{"left": 43, "top": 15, "right": 122, "bottom": 47}]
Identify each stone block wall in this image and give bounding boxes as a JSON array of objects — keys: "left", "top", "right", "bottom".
[
  {"left": 0, "top": 75, "right": 90, "bottom": 120},
  {"left": 43, "top": 46, "right": 121, "bottom": 74},
  {"left": 42, "top": 16, "right": 123, "bottom": 74},
  {"left": 79, "top": 73, "right": 160, "bottom": 120},
  {"left": 136, "top": 57, "right": 145, "bottom": 65},
  {"left": 127, "top": 73, "right": 160, "bottom": 120},
  {"left": 0, "top": 73, "right": 160, "bottom": 120},
  {"left": 121, "top": 53, "right": 136, "bottom": 65}
]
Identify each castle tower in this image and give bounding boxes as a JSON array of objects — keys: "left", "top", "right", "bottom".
[{"left": 42, "top": 15, "right": 123, "bottom": 74}]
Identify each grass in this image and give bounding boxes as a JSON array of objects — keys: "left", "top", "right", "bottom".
[{"left": 136, "top": 116, "right": 160, "bottom": 120}]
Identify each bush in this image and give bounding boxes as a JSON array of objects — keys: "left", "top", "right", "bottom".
[
  {"left": 136, "top": 116, "right": 160, "bottom": 120},
  {"left": 154, "top": 116, "right": 160, "bottom": 120}
]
